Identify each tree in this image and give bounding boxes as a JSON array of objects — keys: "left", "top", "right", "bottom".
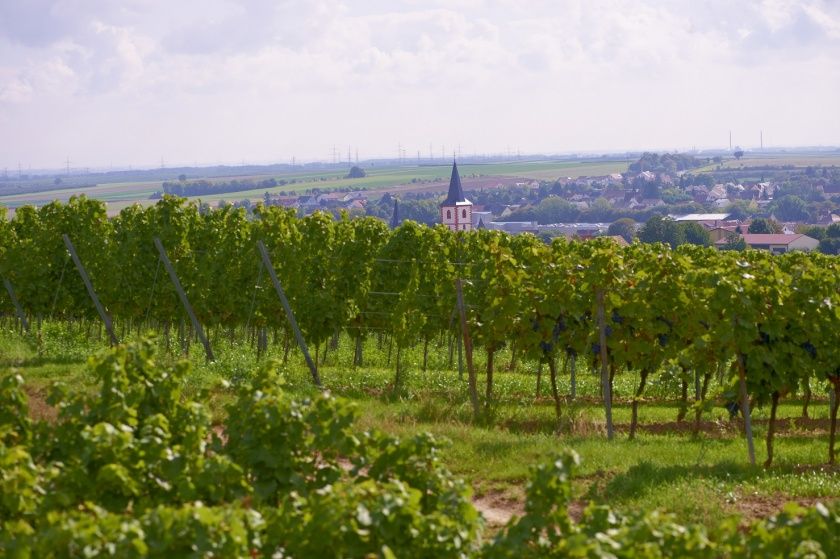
[
  {"left": 399, "top": 199, "right": 439, "bottom": 226},
  {"left": 638, "top": 215, "right": 684, "bottom": 248},
  {"left": 734, "top": 149, "right": 744, "bottom": 160},
  {"left": 817, "top": 234, "right": 840, "bottom": 255},
  {"left": 720, "top": 234, "right": 747, "bottom": 251},
  {"left": 748, "top": 218, "right": 782, "bottom": 234},
  {"left": 726, "top": 200, "right": 752, "bottom": 221},
  {"left": 681, "top": 222, "right": 711, "bottom": 246},
  {"left": 772, "top": 195, "right": 810, "bottom": 222},
  {"left": 818, "top": 238, "right": 840, "bottom": 255},
  {"left": 800, "top": 225, "right": 826, "bottom": 240},
  {"left": 641, "top": 181, "right": 661, "bottom": 200},
  {"left": 534, "top": 196, "right": 578, "bottom": 224},
  {"left": 347, "top": 166, "right": 366, "bottom": 179},
  {"left": 607, "top": 218, "right": 636, "bottom": 243}
]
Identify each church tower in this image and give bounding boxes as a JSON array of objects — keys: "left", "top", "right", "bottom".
[{"left": 440, "top": 161, "right": 472, "bottom": 231}]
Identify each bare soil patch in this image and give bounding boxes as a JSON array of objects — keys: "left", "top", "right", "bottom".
[
  {"left": 473, "top": 491, "right": 524, "bottom": 527},
  {"left": 24, "top": 385, "right": 57, "bottom": 423},
  {"left": 726, "top": 493, "right": 838, "bottom": 523}
]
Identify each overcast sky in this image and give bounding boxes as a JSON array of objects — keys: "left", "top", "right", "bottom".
[{"left": 1, "top": 0, "right": 839, "bottom": 170}]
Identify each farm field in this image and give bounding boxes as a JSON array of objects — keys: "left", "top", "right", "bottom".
[
  {"left": 694, "top": 153, "right": 840, "bottom": 173},
  {"left": 0, "top": 159, "right": 631, "bottom": 215},
  {"left": 2, "top": 324, "right": 838, "bottom": 541}
]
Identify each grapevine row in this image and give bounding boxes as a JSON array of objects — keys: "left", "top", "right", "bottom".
[{"left": 1, "top": 195, "right": 839, "bottom": 464}]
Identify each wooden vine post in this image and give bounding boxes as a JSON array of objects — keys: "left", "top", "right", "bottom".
[
  {"left": 736, "top": 353, "right": 757, "bottom": 465},
  {"left": 62, "top": 234, "right": 118, "bottom": 346},
  {"left": 455, "top": 278, "right": 479, "bottom": 420},
  {"left": 596, "top": 289, "right": 614, "bottom": 440},
  {"left": 2, "top": 276, "right": 30, "bottom": 333},
  {"left": 153, "top": 237, "right": 214, "bottom": 362},
  {"left": 256, "top": 240, "right": 321, "bottom": 387}
]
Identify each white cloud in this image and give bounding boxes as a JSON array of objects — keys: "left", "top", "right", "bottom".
[{"left": 0, "top": 0, "right": 838, "bottom": 168}]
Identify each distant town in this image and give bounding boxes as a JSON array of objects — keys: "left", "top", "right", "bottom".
[
  {"left": 2, "top": 150, "right": 839, "bottom": 255},
  {"left": 248, "top": 152, "right": 840, "bottom": 255}
]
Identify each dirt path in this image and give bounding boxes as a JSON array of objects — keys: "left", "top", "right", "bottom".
[
  {"left": 24, "top": 385, "right": 57, "bottom": 422},
  {"left": 473, "top": 494, "right": 521, "bottom": 527}
]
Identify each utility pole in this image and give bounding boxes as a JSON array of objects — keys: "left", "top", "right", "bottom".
[
  {"left": 65, "top": 156, "right": 70, "bottom": 176},
  {"left": 397, "top": 142, "right": 402, "bottom": 164},
  {"left": 355, "top": 148, "right": 358, "bottom": 164},
  {"left": 331, "top": 145, "right": 338, "bottom": 165},
  {"left": 429, "top": 143, "right": 433, "bottom": 161}
]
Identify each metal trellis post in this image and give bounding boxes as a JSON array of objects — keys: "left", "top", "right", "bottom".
[
  {"left": 62, "top": 234, "right": 118, "bottom": 345},
  {"left": 2, "top": 276, "right": 30, "bottom": 333},
  {"left": 153, "top": 237, "right": 214, "bottom": 362},
  {"left": 256, "top": 240, "right": 321, "bottom": 387}
]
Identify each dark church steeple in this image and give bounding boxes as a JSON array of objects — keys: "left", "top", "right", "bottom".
[
  {"left": 389, "top": 199, "right": 401, "bottom": 228},
  {"left": 441, "top": 160, "right": 467, "bottom": 206}
]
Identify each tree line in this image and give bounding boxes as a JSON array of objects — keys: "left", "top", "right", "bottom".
[{"left": 153, "top": 177, "right": 285, "bottom": 198}]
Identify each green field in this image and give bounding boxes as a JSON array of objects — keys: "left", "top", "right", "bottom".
[
  {"left": 0, "top": 159, "right": 631, "bottom": 213},
  {"left": 694, "top": 153, "right": 840, "bottom": 173}
]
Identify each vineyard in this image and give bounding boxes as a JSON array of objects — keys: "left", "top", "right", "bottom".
[{"left": 2, "top": 194, "right": 840, "bottom": 556}]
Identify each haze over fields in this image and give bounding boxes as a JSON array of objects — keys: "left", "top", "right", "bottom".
[{"left": 1, "top": 0, "right": 840, "bottom": 170}]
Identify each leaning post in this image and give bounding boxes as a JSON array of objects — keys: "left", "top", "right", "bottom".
[
  {"left": 2, "top": 276, "right": 30, "bottom": 333},
  {"left": 596, "top": 289, "right": 615, "bottom": 440},
  {"left": 62, "top": 234, "right": 118, "bottom": 345},
  {"left": 154, "top": 237, "right": 214, "bottom": 362},
  {"left": 256, "top": 240, "right": 321, "bottom": 387}
]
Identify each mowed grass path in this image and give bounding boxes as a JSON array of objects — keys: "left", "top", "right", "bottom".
[{"left": 2, "top": 326, "right": 837, "bottom": 528}]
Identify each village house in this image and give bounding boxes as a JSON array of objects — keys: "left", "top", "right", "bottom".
[{"left": 715, "top": 233, "right": 819, "bottom": 254}]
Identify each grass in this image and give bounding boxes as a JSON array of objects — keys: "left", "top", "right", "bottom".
[
  {"left": 0, "top": 159, "right": 631, "bottom": 211},
  {"left": 694, "top": 153, "right": 840, "bottom": 173},
  {"left": 1, "top": 320, "right": 837, "bottom": 528}
]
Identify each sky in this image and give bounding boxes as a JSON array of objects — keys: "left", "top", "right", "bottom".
[{"left": 1, "top": 0, "right": 840, "bottom": 171}]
